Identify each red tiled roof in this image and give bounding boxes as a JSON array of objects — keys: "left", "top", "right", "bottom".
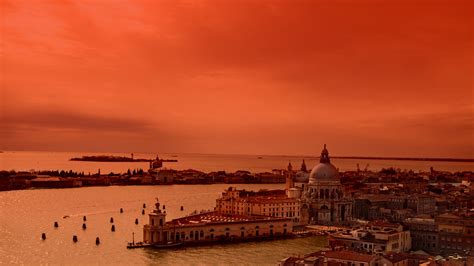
[{"left": 167, "top": 211, "right": 290, "bottom": 227}]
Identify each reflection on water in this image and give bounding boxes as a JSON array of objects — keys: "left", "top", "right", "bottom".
[
  {"left": 0, "top": 184, "right": 326, "bottom": 265},
  {"left": 141, "top": 237, "right": 327, "bottom": 265}
]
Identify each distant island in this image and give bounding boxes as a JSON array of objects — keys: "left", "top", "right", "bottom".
[
  {"left": 70, "top": 155, "right": 152, "bottom": 162},
  {"left": 70, "top": 155, "right": 178, "bottom": 163}
]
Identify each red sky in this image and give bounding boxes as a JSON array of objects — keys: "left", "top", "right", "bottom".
[{"left": 1, "top": 0, "right": 473, "bottom": 157}]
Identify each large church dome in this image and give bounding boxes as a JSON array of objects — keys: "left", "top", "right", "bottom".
[{"left": 309, "top": 144, "right": 340, "bottom": 184}]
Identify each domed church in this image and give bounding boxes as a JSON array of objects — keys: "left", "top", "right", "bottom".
[{"left": 287, "top": 145, "right": 352, "bottom": 225}]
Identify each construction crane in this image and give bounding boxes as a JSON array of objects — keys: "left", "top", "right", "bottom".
[{"left": 364, "top": 164, "right": 370, "bottom": 172}]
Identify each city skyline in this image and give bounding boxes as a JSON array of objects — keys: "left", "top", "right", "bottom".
[{"left": 1, "top": 0, "right": 473, "bottom": 158}]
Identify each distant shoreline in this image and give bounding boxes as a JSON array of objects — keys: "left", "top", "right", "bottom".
[
  {"left": 69, "top": 155, "right": 178, "bottom": 163},
  {"left": 331, "top": 156, "right": 474, "bottom": 163},
  {"left": 70, "top": 156, "right": 151, "bottom": 162}
]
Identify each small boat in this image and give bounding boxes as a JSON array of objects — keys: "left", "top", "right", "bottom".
[
  {"left": 126, "top": 242, "right": 152, "bottom": 249},
  {"left": 153, "top": 242, "right": 183, "bottom": 249}
]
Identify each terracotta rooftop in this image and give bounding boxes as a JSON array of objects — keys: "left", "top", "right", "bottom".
[{"left": 167, "top": 211, "right": 289, "bottom": 227}]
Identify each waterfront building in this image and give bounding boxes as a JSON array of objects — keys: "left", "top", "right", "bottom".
[
  {"left": 148, "top": 168, "right": 176, "bottom": 184},
  {"left": 328, "top": 221, "right": 411, "bottom": 254},
  {"left": 143, "top": 199, "right": 293, "bottom": 245},
  {"left": 30, "top": 176, "right": 82, "bottom": 188},
  {"left": 291, "top": 145, "right": 353, "bottom": 225},
  {"left": 215, "top": 145, "right": 353, "bottom": 227},
  {"left": 215, "top": 187, "right": 301, "bottom": 224}
]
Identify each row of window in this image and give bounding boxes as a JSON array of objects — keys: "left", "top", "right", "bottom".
[
  {"left": 264, "top": 211, "right": 299, "bottom": 218},
  {"left": 264, "top": 207, "right": 297, "bottom": 212},
  {"left": 440, "top": 245, "right": 470, "bottom": 250},
  {"left": 168, "top": 226, "right": 287, "bottom": 241}
]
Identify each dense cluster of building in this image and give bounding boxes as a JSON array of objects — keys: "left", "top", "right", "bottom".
[
  {"left": 143, "top": 145, "right": 474, "bottom": 265},
  {"left": 278, "top": 249, "right": 474, "bottom": 266}
]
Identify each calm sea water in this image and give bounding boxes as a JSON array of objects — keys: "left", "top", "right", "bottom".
[
  {"left": 1, "top": 151, "right": 473, "bottom": 174},
  {"left": 0, "top": 184, "right": 327, "bottom": 265}
]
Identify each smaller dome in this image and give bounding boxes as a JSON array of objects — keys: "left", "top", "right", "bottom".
[{"left": 294, "top": 171, "right": 309, "bottom": 183}]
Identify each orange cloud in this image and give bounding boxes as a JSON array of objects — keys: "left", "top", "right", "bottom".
[{"left": 1, "top": 0, "right": 473, "bottom": 157}]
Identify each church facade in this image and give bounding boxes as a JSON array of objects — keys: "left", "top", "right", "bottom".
[{"left": 286, "top": 145, "right": 353, "bottom": 225}]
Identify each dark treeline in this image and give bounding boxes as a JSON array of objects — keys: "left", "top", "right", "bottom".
[{"left": 0, "top": 168, "right": 147, "bottom": 178}]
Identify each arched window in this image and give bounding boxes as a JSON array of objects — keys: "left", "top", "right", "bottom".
[
  {"left": 200, "top": 230, "right": 204, "bottom": 237},
  {"left": 320, "top": 189, "right": 324, "bottom": 199},
  {"left": 325, "top": 189, "right": 329, "bottom": 198}
]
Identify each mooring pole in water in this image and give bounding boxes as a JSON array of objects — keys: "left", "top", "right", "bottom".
[{"left": 132, "top": 232, "right": 135, "bottom": 245}]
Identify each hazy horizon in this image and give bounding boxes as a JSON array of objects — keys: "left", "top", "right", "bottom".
[
  {"left": 2, "top": 149, "right": 474, "bottom": 160},
  {"left": 1, "top": 0, "right": 473, "bottom": 158}
]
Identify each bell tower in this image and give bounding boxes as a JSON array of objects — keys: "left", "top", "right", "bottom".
[
  {"left": 286, "top": 161, "right": 294, "bottom": 190},
  {"left": 145, "top": 198, "right": 167, "bottom": 244}
]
